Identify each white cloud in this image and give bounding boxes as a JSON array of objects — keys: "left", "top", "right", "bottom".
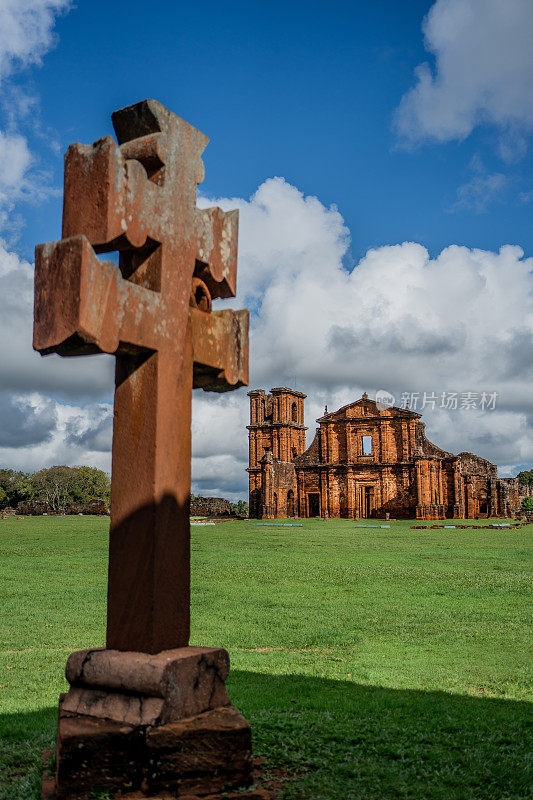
[
  {"left": 0, "top": 395, "right": 112, "bottom": 473},
  {"left": 0, "top": 130, "right": 55, "bottom": 218},
  {"left": 199, "top": 178, "right": 533, "bottom": 478},
  {"left": 0, "top": 0, "right": 70, "bottom": 83},
  {"left": 0, "top": 0, "right": 71, "bottom": 233},
  {"left": 0, "top": 131, "right": 32, "bottom": 190},
  {"left": 451, "top": 155, "right": 509, "bottom": 212},
  {"left": 395, "top": 0, "right": 533, "bottom": 150},
  {"left": 0, "top": 177, "right": 531, "bottom": 492}
]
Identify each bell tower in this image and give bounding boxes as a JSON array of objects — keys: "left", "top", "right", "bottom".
[{"left": 246, "top": 387, "right": 307, "bottom": 517}]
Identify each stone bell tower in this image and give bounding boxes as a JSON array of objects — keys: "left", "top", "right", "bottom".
[{"left": 247, "top": 387, "right": 306, "bottom": 517}]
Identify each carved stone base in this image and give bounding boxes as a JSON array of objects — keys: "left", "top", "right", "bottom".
[{"left": 48, "top": 646, "right": 252, "bottom": 799}]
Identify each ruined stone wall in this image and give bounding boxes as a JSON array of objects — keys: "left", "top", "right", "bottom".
[
  {"left": 247, "top": 388, "right": 306, "bottom": 468},
  {"left": 297, "top": 468, "right": 321, "bottom": 516},
  {"left": 248, "top": 389, "right": 522, "bottom": 521},
  {"left": 17, "top": 499, "right": 109, "bottom": 515},
  {"left": 456, "top": 452, "right": 497, "bottom": 477},
  {"left": 260, "top": 458, "right": 298, "bottom": 517},
  {"left": 270, "top": 461, "right": 298, "bottom": 517},
  {"left": 497, "top": 477, "right": 533, "bottom": 516},
  {"left": 190, "top": 496, "right": 231, "bottom": 517}
]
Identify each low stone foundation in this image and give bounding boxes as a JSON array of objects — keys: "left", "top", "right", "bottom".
[{"left": 46, "top": 646, "right": 252, "bottom": 799}]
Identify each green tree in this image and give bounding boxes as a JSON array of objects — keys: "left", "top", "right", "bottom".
[
  {"left": 71, "top": 466, "right": 111, "bottom": 505},
  {"left": 30, "top": 466, "right": 78, "bottom": 511},
  {"left": 517, "top": 470, "right": 533, "bottom": 486},
  {"left": 521, "top": 497, "right": 533, "bottom": 512},
  {"left": 30, "top": 465, "right": 110, "bottom": 511},
  {"left": 0, "top": 469, "right": 32, "bottom": 508},
  {"left": 230, "top": 499, "right": 249, "bottom": 517}
]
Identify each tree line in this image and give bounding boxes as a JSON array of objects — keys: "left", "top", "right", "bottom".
[
  {"left": 0, "top": 469, "right": 248, "bottom": 516},
  {"left": 0, "top": 466, "right": 111, "bottom": 512}
]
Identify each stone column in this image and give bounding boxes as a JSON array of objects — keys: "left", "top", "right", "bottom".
[
  {"left": 347, "top": 472, "right": 356, "bottom": 518},
  {"left": 346, "top": 423, "right": 353, "bottom": 463},
  {"left": 415, "top": 459, "right": 423, "bottom": 517},
  {"left": 401, "top": 421, "right": 409, "bottom": 460}
]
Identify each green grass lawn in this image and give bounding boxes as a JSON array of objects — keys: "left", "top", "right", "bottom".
[{"left": 0, "top": 516, "right": 532, "bottom": 799}]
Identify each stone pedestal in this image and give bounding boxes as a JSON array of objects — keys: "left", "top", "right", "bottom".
[{"left": 48, "top": 647, "right": 252, "bottom": 799}]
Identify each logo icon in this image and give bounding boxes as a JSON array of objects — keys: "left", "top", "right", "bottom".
[{"left": 375, "top": 389, "right": 395, "bottom": 411}]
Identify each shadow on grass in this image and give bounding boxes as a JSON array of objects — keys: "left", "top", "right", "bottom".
[{"left": 1, "top": 674, "right": 531, "bottom": 800}]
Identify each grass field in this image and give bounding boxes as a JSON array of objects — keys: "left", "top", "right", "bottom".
[{"left": 0, "top": 515, "right": 531, "bottom": 800}]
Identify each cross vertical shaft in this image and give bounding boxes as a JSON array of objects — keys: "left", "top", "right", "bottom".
[
  {"left": 33, "top": 98, "right": 252, "bottom": 799},
  {"left": 33, "top": 99, "right": 249, "bottom": 654},
  {"left": 107, "top": 336, "right": 193, "bottom": 652}
]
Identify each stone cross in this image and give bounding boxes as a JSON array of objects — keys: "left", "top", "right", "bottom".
[{"left": 34, "top": 99, "right": 248, "bottom": 654}]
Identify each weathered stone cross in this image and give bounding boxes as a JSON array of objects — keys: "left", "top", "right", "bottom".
[{"left": 34, "top": 99, "right": 248, "bottom": 654}]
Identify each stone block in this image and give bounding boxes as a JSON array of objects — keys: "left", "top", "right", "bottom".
[
  {"left": 59, "top": 687, "right": 164, "bottom": 726},
  {"left": 55, "top": 713, "right": 144, "bottom": 798},
  {"left": 145, "top": 705, "right": 252, "bottom": 795},
  {"left": 63, "top": 646, "right": 230, "bottom": 725}
]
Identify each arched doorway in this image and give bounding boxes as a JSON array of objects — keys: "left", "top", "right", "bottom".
[
  {"left": 308, "top": 493, "right": 320, "bottom": 517},
  {"left": 364, "top": 486, "right": 374, "bottom": 518},
  {"left": 273, "top": 492, "right": 278, "bottom": 517}
]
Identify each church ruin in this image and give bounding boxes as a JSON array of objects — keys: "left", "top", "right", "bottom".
[{"left": 247, "top": 388, "right": 523, "bottom": 520}]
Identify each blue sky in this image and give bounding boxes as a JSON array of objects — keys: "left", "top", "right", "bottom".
[
  {"left": 14, "top": 0, "right": 533, "bottom": 262},
  {"left": 0, "top": 0, "right": 532, "bottom": 498}
]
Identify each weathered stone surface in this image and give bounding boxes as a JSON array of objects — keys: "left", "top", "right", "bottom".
[
  {"left": 34, "top": 99, "right": 248, "bottom": 654},
  {"left": 248, "top": 389, "right": 523, "bottom": 521},
  {"left": 190, "top": 496, "right": 231, "bottom": 517},
  {"left": 63, "top": 646, "right": 230, "bottom": 724},
  {"left": 59, "top": 687, "right": 164, "bottom": 726},
  {"left": 146, "top": 706, "right": 252, "bottom": 794},
  {"left": 56, "top": 714, "right": 144, "bottom": 798},
  {"left": 33, "top": 98, "right": 250, "bottom": 799},
  {"left": 54, "top": 705, "right": 252, "bottom": 798}
]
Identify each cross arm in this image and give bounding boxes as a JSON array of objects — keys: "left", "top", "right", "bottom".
[
  {"left": 34, "top": 234, "right": 249, "bottom": 393},
  {"left": 191, "top": 308, "right": 249, "bottom": 391},
  {"left": 34, "top": 235, "right": 161, "bottom": 357},
  {"left": 195, "top": 207, "right": 239, "bottom": 300}
]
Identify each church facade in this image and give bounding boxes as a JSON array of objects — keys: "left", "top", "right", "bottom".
[{"left": 247, "top": 387, "right": 523, "bottom": 520}]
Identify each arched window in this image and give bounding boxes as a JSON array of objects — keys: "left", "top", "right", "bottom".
[
  {"left": 291, "top": 401, "right": 298, "bottom": 422},
  {"left": 273, "top": 493, "right": 278, "bottom": 517},
  {"left": 291, "top": 446, "right": 297, "bottom": 460}
]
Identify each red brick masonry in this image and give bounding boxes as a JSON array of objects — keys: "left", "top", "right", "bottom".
[{"left": 248, "top": 390, "right": 527, "bottom": 521}]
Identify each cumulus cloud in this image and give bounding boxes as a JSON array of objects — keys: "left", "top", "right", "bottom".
[
  {"left": 395, "top": 0, "right": 533, "bottom": 151},
  {"left": 0, "top": 0, "right": 70, "bottom": 83},
  {"left": 0, "top": 395, "right": 112, "bottom": 473},
  {"left": 65, "top": 404, "right": 113, "bottom": 452},
  {"left": 0, "top": 129, "right": 56, "bottom": 221},
  {"left": 0, "top": 0, "right": 70, "bottom": 232},
  {"left": 1, "top": 177, "right": 531, "bottom": 492},
  {"left": 198, "top": 178, "right": 533, "bottom": 478},
  {"left": 0, "top": 132, "right": 32, "bottom": 191},
  {"left": 0, "top": 392, "right": 56, "bottom": 447}
]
